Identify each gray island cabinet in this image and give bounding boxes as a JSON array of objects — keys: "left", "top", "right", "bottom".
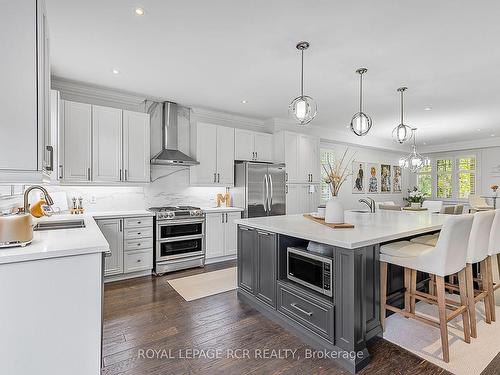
[{"left": 235, "top": 211, "right": 448, "bottom": 373}]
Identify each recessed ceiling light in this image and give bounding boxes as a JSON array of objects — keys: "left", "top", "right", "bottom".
[
  {"left": 423, "top": 142, "right": 427, "bottom": 145},
  {"left": 491, "top": 134, "right": 496, "bottom": 137},
  {"left": 241, "top": 100, "right": 247, "bottom": 104},
  {"left": 476, "top": 128, "right": 481, "bottom": 132},
  {"left": 112, "top": 68, "right": 120, "bottom": 74},
  {"left": 134, "top": 7, "right": 145, "bottom": 16},
  {"left": 424, "top": 107, "right": 432, "bottom": 111}
]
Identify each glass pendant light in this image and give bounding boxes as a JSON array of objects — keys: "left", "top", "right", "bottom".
[
  {"left": 350, "top": 68, "right": 372, "bottom": 136},
  {"left": 289, "top": 41, "right": 317, "bottom": 126},
  {"left": 392, "top": 87, "right": 413, "bottom": 143},
  {"left": 399, "top": 128, "right": 430, "bottom": 173}
]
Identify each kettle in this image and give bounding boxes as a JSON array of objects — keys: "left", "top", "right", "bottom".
[{"left": 0, "top": 212, "right": 33, "bottom": 248}]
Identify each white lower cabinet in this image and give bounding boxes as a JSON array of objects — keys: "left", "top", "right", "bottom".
[
  {"left": 286, "top": 184, "right": 320, "bottom": 214},
  {"left": 97, "top": 216, "right": 153, "bottom": 278},
  {"left": 205, "top": 211, "right": 241, "bottom": 260}
]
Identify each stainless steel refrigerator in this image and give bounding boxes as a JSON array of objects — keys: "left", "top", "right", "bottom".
[{"left": 233, "top": 162, "right": 286, "bottom": 218}]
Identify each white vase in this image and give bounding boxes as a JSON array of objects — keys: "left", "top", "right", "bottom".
[
  {"left": 325, "top": 196, "right": 344, "bottom": 224},
  {"left": 411, "top": 202, "right": 421, "bottom": 209}
]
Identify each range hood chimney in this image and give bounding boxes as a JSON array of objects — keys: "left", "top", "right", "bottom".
[{"left": 150, "top": 102, "right": 199, "bottom": 166}]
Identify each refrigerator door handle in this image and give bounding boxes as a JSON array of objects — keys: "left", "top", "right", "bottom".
[
  {"left": 263, "top": 174, "right": 269, "bottom": 212},
  {"left": 268, "top": 174, "right": 273, "bottom": 212}
]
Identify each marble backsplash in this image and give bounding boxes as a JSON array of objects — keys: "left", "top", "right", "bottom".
[{"left": 0, "top": 166, "right": 229, "bottom": 212}]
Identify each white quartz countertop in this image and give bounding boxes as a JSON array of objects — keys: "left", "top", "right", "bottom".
[
  {"left": 235, "top": 210, "right": 448, "bottom": 249},
  {"left": 0, "top": 214, "right": 109, "bottom": 265},
  {"left": 203, "top": 207, "right": 244, "bottom": 213},
  {"left": 89, "top": 210, "right": 154, "bottom": 219}
]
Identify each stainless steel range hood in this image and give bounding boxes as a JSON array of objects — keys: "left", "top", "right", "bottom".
[{"left": 149, "top": 101, "right": 199, "bottom": 166}]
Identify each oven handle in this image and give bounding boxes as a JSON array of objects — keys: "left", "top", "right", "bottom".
[
  {"left": 157, "top": 234, "right": 205, "bottom": 243},
  {"left": 157, "top": 219, "right": 205, "bottom": 225}
]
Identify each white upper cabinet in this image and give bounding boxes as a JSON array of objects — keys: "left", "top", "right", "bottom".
[
  {"left": 61, "top": 101, "right": 92, "bottom": 182},
  {"left": 123, "top": 111, "right": 150, "bottom": 182},
  {"left": 59, "top": 100, "right": 150, "bottom": 183},
  {"left": 0, "top": 0, "right": 51, "bottom": 182},
  {"left": 216, "top": 126, "right": 236, "bottom": 185},
  {"left": 92, "top": 106, "right": 122, "bottom": 182},
  {"left": 190, "top": 122, "right": 235, "bottom": 186},
  {"left": 235, "top": 129, "right": 273, "bottom": 162},
  {"left": 234, "top": 129, "right": 254, "bottom": 161},
  {"left": 274, "top": 131, "right": 320, "bottom": 184},
  {"left": 286, "top": 184, "right": 320, "bottom": 215}
]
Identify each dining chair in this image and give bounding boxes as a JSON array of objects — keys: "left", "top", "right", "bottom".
[{"left": 422, "top": 200, "right": 444, "bottom": 213}]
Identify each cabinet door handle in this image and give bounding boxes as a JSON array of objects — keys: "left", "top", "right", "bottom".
[
  {"left": 257, "top": 230, "right": 272, "bottom": 236},
  {"left": 45, "top": 145, "right": 54, "bottom": 171},
  {"left": 225, "top": 213, "right": 228, "bottom": 222},
  {"left": 120, "top": 169, "right": 122, "bottom": 181},
  {"left": 255, "top": 152, "right": 258, "bottom": 160},
  {"left": 59, "top": 165, "right": 63, "bottom": 179},
  {"left": 217, "top": 173, "right": 220, "bottom": 183},
  {"left": 125, "top": 169, "right": 128, "bottom": 181},
  {"left": 104, "top": 251, "right": 112, "bottom": 258},
  {"left": 285, "top": 173, "right": 288, "bottom": 182},
  {"left": 137, "top": 259, "right": 141, "bottom": 263},
  {"left": 285, "top": 185, "right": 288, "bottom": 194},
  {"left": 214, "top": 173, "right": 217, "bottom": 183},
  {"left": 290, "top": 303, "right": 313, "bottom": 316},
  {"left": 221, "top": 213, "right": 224, "bottom": 223},
  {"left": 119, "top": 220, "right": 122, "bottom": 232},
  {"left": 87, "top": 168, "right": 91, "bottom": 181}
]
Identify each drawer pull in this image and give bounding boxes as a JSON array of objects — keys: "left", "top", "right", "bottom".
[
  {"left": 137, "top": 221, "right": 141, "bottom": 224},
  {"left": 137, "top": 259, "right": 141, "bottom": 263},
  {"left": 137, "top": 243, "right": 141, "bottom": 246},
  {"left": 137, "top": 232, "right": 141, "bottom": 235},
  {"left": 290, "top": 302, "right": 313, "bottom": 316}
]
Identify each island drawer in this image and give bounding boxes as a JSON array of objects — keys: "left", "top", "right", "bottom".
[
  {"left": 124, "top": 249, "right": 153, "bottom": 273},
  {"left": 124, "top": 227, "right": 153, "bottom": 240},
  {"left": 124, "top": 217, "right": 153, "bottom": 229},
  {"left": 124, "top": 238, "right": 153, "bottom": 251},
  {"left": 277, "top": 282, "right": 334, "bottom": 342}
]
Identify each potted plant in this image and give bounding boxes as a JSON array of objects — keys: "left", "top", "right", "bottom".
[
  {"left": 322, "top": 148, "right": 356, "bottom": 224},
  {"left": 404, "top": 187, "right": 424, "bottom": 208}
]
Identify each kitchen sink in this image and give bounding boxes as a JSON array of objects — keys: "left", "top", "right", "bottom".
[{"left": 33, "top": 220, "right": 86, "bottom": 231}]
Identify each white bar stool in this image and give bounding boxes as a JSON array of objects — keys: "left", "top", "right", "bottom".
[
  {"left": 486, "top": 209, "right": 500, "bottom": 321},
  {"left": 460, "top": 210, "right": 495, "bottom": 337},
  {"left": 380, "top": 214, "right": 474, "bottom": 363}
]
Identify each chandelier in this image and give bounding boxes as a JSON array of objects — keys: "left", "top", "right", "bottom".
[
  {"left": 350, "top": 68, "right": 372, "bottom": 136},
  {"left": 289, "top": 41, "right": 317, "bottom": 126},
  {"left": 392, "top": 87, "right": 413, "bottom": 143},
  {"left": 399, "top": 128, "right": 430, "bottom": 173}
]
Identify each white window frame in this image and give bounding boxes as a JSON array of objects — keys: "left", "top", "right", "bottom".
[{"left": 425, "top": 151, "right": 480, "bottom": 202}]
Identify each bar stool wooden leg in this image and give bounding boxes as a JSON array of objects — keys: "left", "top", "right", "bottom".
[
  {"left": 465, "top": 264, "right": 478, "bottom": 338},
  {"left": 435, "top": 275, "right": 450, "bottom": 363},
  {"left": 458, "top": 269, "right": 471, "bottom": 344},
  {"left": 380, "top": 261, "right": 387, "bottom": 331},
  {"left": 486, "top": 256, "right": 496, "bottom": 322},
  {"left": 404, "top": 268, "right": 411, "bottom": 316},
  {"left": 480, "top": 260, "right": 492, "bottom": 324},
  {"left": 410, "top": 269, "right": 417, "bottom": 314},
  {"left": 429, "top": 274, "right": 435, "bottom": 296}
]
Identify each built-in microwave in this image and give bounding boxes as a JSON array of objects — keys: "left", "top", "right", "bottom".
[{"left": 286, "top": 247, "right": 333, "bottom": 297}]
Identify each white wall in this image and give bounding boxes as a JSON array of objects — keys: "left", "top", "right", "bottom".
[{"left": 321, "top": 141, "right": 410, "bottom": 210}]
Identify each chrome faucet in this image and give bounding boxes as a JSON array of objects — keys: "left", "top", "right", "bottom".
[
  {"left": 359, "top": 197, "right": 376, "bottom": 213},
  {"left": 23, "top": 185, "right": 54, "bottom": 213}
]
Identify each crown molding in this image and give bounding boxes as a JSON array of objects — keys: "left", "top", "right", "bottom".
[
  {"left": 190, "top": 107, "right": 266, "bottom": 130},
  {"left": 419, "top": 137, "right": 500, "bottom": 154}
]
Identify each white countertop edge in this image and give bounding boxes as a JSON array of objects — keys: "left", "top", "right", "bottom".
[
  {"left": 203, "top": 207, "right": 244, "bottom": 213},
  {"left": 0, "top": 245, "right": 109, "bottom": 265},
  {"left": 234, "top": 219, "right": 443, "bottom": 249},
  {"left": 90, "top": 210, "right": 154, "bottom": 219}
]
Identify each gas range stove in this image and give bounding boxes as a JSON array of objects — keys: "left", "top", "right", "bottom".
[{"left": 148, "top": 206, "right": 205, "bottom": 220}]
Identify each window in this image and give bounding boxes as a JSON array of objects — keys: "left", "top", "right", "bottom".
[
  {"left": 320, "top": 149, "right": 335, "bottom": 202},
  {"left": 416, "top": 164, "right": 432, "bottom": 197},
  {"left": 436, "top": 158, "right": 453, "bottom": 198},
  {"left": 457, "top": 156, "right": 476, "bottom": 199}
]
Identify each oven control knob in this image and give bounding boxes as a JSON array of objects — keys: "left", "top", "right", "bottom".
[
  {"left": 190, "top": 211, "right": 194, "bottom": 216},
  {"left": 167, "top": 212, "right": 174, "bottom": 219}
]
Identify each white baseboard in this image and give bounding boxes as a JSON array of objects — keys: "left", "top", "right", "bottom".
[
  {"left": 104, "top": 269, "right": 152, "bottom": 283},
  {"left": 205, "top": 255, "right": 237, "bottom": 265}
]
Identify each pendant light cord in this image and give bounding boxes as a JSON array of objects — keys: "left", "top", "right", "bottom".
[
  {"left": 300, "top": 50, "right": 304, "bottom": 97},
  {"left": 359, "top": 72, "right": 363, "bottom": 112},
  {"left": 400, "top": 89, "right": 404, "bottom": 125}
]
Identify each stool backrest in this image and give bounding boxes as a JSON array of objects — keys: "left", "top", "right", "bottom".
[
  {"left": 440, "top": 206, "right": 456, "bottom": 214},
  {"left": 379, "top": 204, "right": 401, "bottom": 211},
  {"left": 434, "top": 214, "right": 474, "bottom": 275},
  {"left": 467, "top": 210, "right": 495, "bottom": 263},
  {"left": 488, "top": 209, "right": 500, "bottom": 256},
  {"left": 454, "top": 205, "right": 464, "bottom": 215},
  {"left": 422, "top": 200, "right": 443, "bottom": 213}
]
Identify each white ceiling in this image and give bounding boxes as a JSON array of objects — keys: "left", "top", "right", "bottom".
[{"left": 46, "top": 0, "right": 500, "bottom": 147}]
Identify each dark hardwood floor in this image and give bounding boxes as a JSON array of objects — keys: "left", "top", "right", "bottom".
[{"left": 102, "top": 261, "right": 451, "bottom": 375}]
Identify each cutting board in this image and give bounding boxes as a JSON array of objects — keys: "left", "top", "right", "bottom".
[
  {"left": 303, "top": 214, "right": 355, "bottom": 229},
  {"left": 402, "top": 207, "right": 428, "bottom": 211}
]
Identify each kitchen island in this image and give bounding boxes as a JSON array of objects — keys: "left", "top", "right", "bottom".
[
  {"left": 235, "top": 210, "right": 448, "bottom": 373},
  {"left": 0, "top": 214, "right": 109, "bottom": 375}
]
